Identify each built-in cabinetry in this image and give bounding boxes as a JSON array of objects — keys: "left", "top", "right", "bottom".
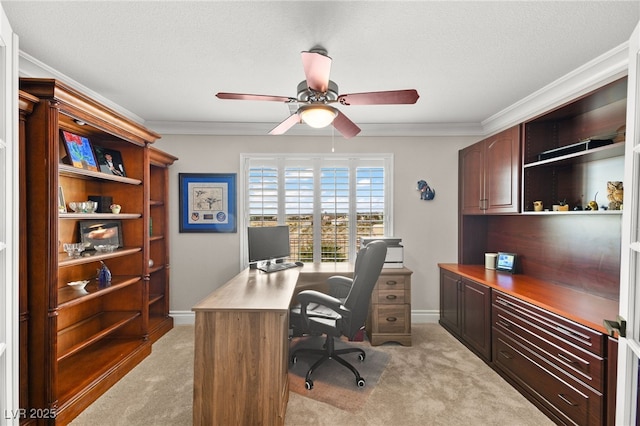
[
  {"left": 459, "top": 125, "right": 520, "bottom": 215},
  {"left": 439, "top": 269, "right": 492, "bottom": 361},
  {"left": 366, "top": 268, "right": 412, "bottom": 346},
  {"left": 439, "top": 264, "right": 618, "bottom": 426},
  {"left": 19, "top": 78, "right": 175, "bottom": 424},
  {"left": 450, "top": 76, "right": 627, "bottom": 426},
  {"left": 493, "top": 291, "right": 605, "bottom": 426},
  {"left": 147, "top": 148, "right": 178, "bottom": 343}
]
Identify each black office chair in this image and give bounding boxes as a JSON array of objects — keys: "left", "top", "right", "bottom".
[{"left": 289, "top": 240, "right": 387, "bottom": 389}]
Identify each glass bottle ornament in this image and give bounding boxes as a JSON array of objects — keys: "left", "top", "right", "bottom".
[{"left": 98, "top": 261, "right": 112, "bottom": 288}]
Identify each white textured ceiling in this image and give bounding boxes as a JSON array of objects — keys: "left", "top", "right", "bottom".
[{"left": 3, "top": 1, "right": 640, "bottom": 136}]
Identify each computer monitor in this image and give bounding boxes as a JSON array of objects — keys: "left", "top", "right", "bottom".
[{"left": 247, "top": 225, "right": 291, "bottom": 264}]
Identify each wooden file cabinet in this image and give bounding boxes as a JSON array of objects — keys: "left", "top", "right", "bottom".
[{"left": 367, "top": 267, "right": 412, "bottom": 346}]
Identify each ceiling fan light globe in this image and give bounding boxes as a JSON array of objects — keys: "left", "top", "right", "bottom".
[{"left": 300, "top": 105, "right": 337, "bottom": 128}]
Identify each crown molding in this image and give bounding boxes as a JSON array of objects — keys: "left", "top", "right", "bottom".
[
  {"left": 144, "top": 120, "right": 484, "bottom": 137},
  {"left": 482, "top": 41, "right": 629, "bottom": 137},
  {"left": 18, "top": 40, "right": 629, "bottom": 139}
]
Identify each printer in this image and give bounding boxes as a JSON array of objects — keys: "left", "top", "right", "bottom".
[{"left": 361, "top": 237, "right": 404, "bottom": 268}]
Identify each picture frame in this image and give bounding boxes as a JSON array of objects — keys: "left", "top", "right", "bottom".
[
  {"left": 496, "top": 252, "right": 518, "bottom": 273},
  {"left": 60, "top": 130, "right": 99, "bottom": 172},
  {"left": 79, "top": 220, "right": 123, "bottom": 249},
  {"left": 58, "top": 186, "right": 67, "bottom": 213},
  {"left": 179, "top": 173, "right": 237, "bottom": 233},
  {"left": 93, "top": 145, "right": 127, "bottom": 177}
]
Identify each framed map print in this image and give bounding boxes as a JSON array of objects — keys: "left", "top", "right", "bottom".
[{"left": 179, "top": 173, "right": 237, "bottom": 233}]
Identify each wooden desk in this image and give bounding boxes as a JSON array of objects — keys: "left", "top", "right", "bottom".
[
  {"left": 191, "top": 263, "right": 412, "bottom": 425},
  {"left": 192, "top": 267, "right": 300, "bottom": 426}
]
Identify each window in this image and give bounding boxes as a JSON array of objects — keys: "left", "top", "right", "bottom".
[{"left": 242, "top": 154, "right": 392, "bottom": 264}]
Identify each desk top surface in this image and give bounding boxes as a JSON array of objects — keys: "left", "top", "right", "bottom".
[{"left": 192, "top": 263, "right": 413, "bottom": 313}]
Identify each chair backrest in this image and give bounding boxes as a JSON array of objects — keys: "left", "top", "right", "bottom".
[{"left": 341, "top": 240, "right": 387, "bottom": 338}]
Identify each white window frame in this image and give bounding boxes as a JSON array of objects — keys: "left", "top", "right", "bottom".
[{"left": 239, "top": 153, "right": 393, "bottom": 268}]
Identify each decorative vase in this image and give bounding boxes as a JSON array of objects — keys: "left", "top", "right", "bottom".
[{"left": 98, "top": 261, "right": 112, "bottom": 288}]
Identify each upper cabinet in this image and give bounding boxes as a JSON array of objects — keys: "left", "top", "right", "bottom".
[
  {"left": 460, "top": 125, "right": 520, "bottom": 214},
  {"left": 522, "top": 77, "right": 627, "bottom": 213}
]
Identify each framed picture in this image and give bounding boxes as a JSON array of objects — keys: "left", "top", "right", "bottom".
[
  {"left": 60, "top": 130, "right": 99, "bottom": 172},
  {"left": 79, "top": 220, "right": 123, "bottom": 249},
  {"left": 58, "top": 186, "right": 67, "bottom": 213},
  {"left": 93, "top": 145, "right": 127, "bottom": 177},
  {"left": 179, "top": 173, "right": 237, "bottom": 233}
]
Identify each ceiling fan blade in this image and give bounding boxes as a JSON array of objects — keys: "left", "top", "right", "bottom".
[
  {"left": 301, "top": 50, "right": 332, "bottom": 92},
  {"left": 216, "top": 92, "right": 296, "bottom": 103},
  {"left": 332, "top": 111, "right": 361, "bottom": 139},
  {"left": 269, "top": 113, "right": 300, "bottom": 135},
  {"left": 338, "top": 89, "right": 419, "bottom": 106}
]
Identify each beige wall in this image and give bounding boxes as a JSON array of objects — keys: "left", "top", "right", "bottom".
[{"left": 153, "top": 134, "right": 477, "bottom": 320}]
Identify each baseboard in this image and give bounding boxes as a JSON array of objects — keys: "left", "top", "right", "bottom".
[
  {"left": 170, "top": 309, "right": 440, "bottom": 326},
  {"left": 170, "top": 311, "right": 196, "bottom": 325}
]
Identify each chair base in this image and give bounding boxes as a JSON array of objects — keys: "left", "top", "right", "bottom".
[{"left": 291, "top": 334, "right": 366, "bottom": 389}]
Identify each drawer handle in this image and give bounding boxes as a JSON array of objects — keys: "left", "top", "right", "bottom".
[
  {"left": 498, "top": 350, "right": 513, "bottom": 360},
  {"left": 386, "top": 280, "right": 397, "bottom": 286},
  {"left": 386, "top": 317, "right": 397, "bottom": 322},
  {"left": 558, "top": 393, "right": 578, "bottom": 407},
  {"left": 496, "top": 298, "right": 516, "bottom": 309},
  {"left": 557, "top": 352, "right": 586, "bottom": 366},
  {"left": 386, "top": 295, "right": 397, "bottom": 300},
  {"left": 556, "top": 325, "right": 591, "bottom": 343},
  {"left": 497, "top": 319, "right": 511, "bottom": 329}
]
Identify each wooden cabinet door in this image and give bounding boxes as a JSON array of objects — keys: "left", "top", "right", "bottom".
[
  {"left": 460, "top": 143, "right": 484, "bottom": 214},
  {"left": 460, "top": 278, "right": 492, "bottom": 361},
  {"left": 439, "top": 270, "right": 461, "bottom": 334},
  {"left": 484, "top": 125, "right": 520, "bottom": 213}
]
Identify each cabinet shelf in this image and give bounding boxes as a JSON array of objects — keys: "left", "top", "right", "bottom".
[
  {"left": 58, "top": 276, "right": 141, "bottom": 308},
  {"left": 59, "top": 247, "right": 141, "bottom": 267},
  {"left": 523, "top": 141, "right": 624, "bottom": 169},
  {"left": 57, "top": 311, "right": 141, "bottom": 362},
  {"left": 57, "top": 338, "right": 149, "bottom": 407},
  {"left": 150, "top": 234, "right": 164, "bottom": 242},
  {"left": 149, "top": 293, "right": 164, "bottom": 305},
  {"left": 521, "top": 210, "right": 623, "bottom": 216},
  {"left": 60, "top": 212, "right": 141, "bottom": 220},
  {"left": 149, "top": 265, "right": 164, "bottom": 275},
  {"left": 59, "top": 164, "right": 142, "bottom": 185},
  {"left": 150, "top": 200, "right": 164, "bottom": 206}
]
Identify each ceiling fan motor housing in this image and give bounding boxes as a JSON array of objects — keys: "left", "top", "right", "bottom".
[{"left": 297, "top": 80, "right": 339, "bottom": 104}]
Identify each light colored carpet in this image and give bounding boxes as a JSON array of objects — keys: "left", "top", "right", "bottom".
[{"left": 70, "top": 324, "right": 554, "bottom": 426}]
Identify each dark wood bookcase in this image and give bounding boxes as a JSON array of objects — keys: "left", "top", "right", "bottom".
[{"left": 18, "top": 78, "right": 176, "bottom": 424}]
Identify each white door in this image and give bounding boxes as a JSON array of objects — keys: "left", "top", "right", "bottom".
[
  {"left": 0, "top": 3, "right": 17, "bottom": 425},
  {"left": 617, "top": 20, "right": 640, "bottom": 426}
]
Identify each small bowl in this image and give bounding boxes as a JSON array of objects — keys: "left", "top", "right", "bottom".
[
  {"left": 67, "top": 280, "right": 90, "bottom": 290},
  {"left": 63, "top": 242, "right": 85, "bottom": 258},
  {"left": 94, "top": 244, "right": 117, "bottom": 253}
]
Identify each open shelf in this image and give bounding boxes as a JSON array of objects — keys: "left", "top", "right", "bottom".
[
  {"left": 59, "top": 247, "right": 141, "bottom": 267},
  {"left": 59, "top": 164, "right": 142, "bottom": 185},
  {"left": 58, "top": 276, "right": 141, "bottom": 308},
  {"left": 149, "top": 293, "right": 164, "bottom": 305},
  {"left": 60, "top": 212, "right": 141, "bottom": 220},
  {"left": 523, "top": 141, "right": 625, "bottom": 168},
  {"left": 57, "top": 311, "right": 141, "bottom": 362}
]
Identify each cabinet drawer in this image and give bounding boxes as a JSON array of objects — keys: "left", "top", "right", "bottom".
[
  {"left": 494, "top": 329, "right": 603, "bottom": 426},
  {"left": 372, "top": 305, "right": 410, "bottom": 334},
  {"left": 494, "top": 304, "right": 605, "bottom": 392},
  {"left": 493, "top": 291, "right": 604, "bottom": 356},
  {"left": 377, "top": 289, "right": 407, "bottom": 304},
  {"left": 376, "top": 275, "right": 406, "bottom": 291}
]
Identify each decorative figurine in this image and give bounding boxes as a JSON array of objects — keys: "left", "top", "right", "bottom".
[{"left": 417, "top": 180, "right": 435, "bottom": 200}]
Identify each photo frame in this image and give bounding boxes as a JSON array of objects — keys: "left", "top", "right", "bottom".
[
  {"left": 79, "top": 220, "right": 123, "bottom": 249},
  {"left": 60, "top": 130, "right": 99, "bottom": 172},
  {"left": 179, "top": 173, "right": 237, "bottom": 233},
  {"left": 93, "top": 145, "right": 127, "bottom": 177},
  {"left": 58, "top": 186, "right": 67, "bottom": 213},
  {"left": 496, "top": 252, "right": 518, "bottom": 273}
]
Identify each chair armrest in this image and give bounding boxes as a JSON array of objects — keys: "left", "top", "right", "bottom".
[{"left": 297, "top": 290, "right": 347, "bottom": 325}]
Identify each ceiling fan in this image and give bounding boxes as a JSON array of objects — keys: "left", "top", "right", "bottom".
[{"left": 216, "top": 48, "right": 420, "bottom": 139}]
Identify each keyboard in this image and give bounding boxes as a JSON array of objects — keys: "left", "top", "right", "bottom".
[{"left": 259, "top": 262, "right": 299, "bottom": 273}]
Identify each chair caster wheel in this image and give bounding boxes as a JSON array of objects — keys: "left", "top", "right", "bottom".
[
  {"left": 305, "top": 379, "right": 314, "bottom": 390},
  {"left": 291, "top": 355, "right": 297, "bottom": 364},
  {"left": 358, "top": 352, "right": 365, "bottom": 361},
  {"left": 357, "top": 378, "right": 366, "bottom": 388}
]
